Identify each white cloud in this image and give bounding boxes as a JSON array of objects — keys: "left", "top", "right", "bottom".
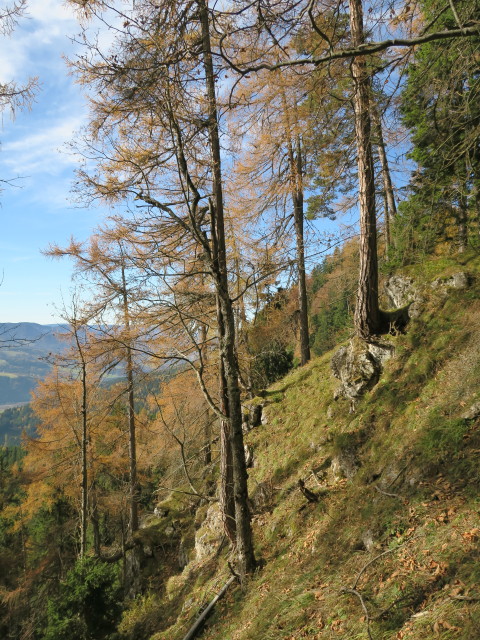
[
  {"left": 27, "top": 0, "right": 77, "bottom": 24},
  {"left": 0, "top": 1, "right": 79, "bottom": 83},
  {"left": 1, "top": 114, "right": 85, "bottom": 175}
]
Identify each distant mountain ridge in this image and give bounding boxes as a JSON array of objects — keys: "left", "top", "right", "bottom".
[{"left": 0, "top": 323, "right": 68, "bottom": 407}]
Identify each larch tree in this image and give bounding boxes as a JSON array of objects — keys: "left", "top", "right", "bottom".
[
  {"left": 67, "top": 0, "right": 256, "bottom": 575},
  {"left": 230, "top": 65, "right": 314, "bottom": 365},
  {"left": 28, "top": 308, "right": 100, "bottom": 559},
  {"left": 46, "top": 233, "right": 146, "bottom": 534},
  {"left": 348, "top": 0, "right": 380, "bottom": 338},
  {"left": 218, "top": 0, "right": 479, "bottom": 338}
]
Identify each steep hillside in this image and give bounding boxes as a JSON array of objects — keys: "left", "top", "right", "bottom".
[{"left": 121, "top": 253, "right": 480, "bottom": 640}]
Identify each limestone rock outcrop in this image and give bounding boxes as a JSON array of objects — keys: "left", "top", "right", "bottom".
[
  {"left": 194, "top": 503, "right": 224, "bottom": 560},
  {"left": 431, "top": 271, "right": 469, "bottom": 293},
  {"left": 384, "top": 274, "right": 424, "bottom": 320},
  {"left": 331, "top": 338, "right": 395, "bottom": 405}
]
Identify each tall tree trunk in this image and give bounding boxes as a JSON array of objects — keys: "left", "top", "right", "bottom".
[
  {"left": 282, "top": 88, "right": 310, "bottom": 366},
  {"left": 199, "top": 0, "right": 255, "bottom": 576},
  {"left": 217, "top": 302, "right": 236, "bottom": 544},
  {"left": 91, "top": 490, "right": 101, "bottom": 557},
  {"left": 121, "top": 266, "right": 139, "bottom": 533},
  {"left": 75, "top": 329, "right": 88, "bottom": 558},
  {"left": 371, "top": 103, "right": 396, "bottom": 258},
  {"left": 349, "top": 0, "right": 380, "bottom": 339},
  {"left": 292, "top": 137, "right": 311, "bottom": 366}
]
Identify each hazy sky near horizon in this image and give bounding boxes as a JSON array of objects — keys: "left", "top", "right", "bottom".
[{"left": 0, "top": 0, "right": 109, "bottom": 324}]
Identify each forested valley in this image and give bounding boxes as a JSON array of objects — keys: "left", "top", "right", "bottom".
[{"left": 0, "top": 0, "right": 480, "bottom": 638}]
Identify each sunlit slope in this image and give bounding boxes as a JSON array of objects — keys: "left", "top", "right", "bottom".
[{"left": 128, "top": 254, "right": 480, "bottom": 640}]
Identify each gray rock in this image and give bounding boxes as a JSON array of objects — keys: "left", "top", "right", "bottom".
[
  {"left": 384, "top": 274, "right": 425, "bottom": 321},
  {"left": 244, "top": 444, "right": 254, "bottom": 468},
  {"left": 408, "top": 298, "right": 424, "bottom": 319},
  {"left": 331, "top": 338, "right": 394, "bottom": 402},
  {"left": 431, "top": 271, "right": 469, "bottom": 292},
  {"left": 462, "top": 401, "right": 480, "bottom": 421},
  {"left": 384, "top": 275, "right": 417, "bottom": 308},
  {"left": 360, "top": 529, "right": 376, "bottom": 552},
  {"left": 182, "top": 597, "right": 194, "bottom": 613},
  {"left": 194, "top": 503, "right": 224, "bottom": 560}
]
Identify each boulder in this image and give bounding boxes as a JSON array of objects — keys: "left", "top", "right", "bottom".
[
  {"left": 331, "top": 338, "right": 395, "bottom": 404},
  {"left": 360, "top": 529, "right": 376, "bottom": 552},
  {"left": 244, "top": 444, "right": 254, "bottom": 468},
  {"left": 194, "top": 503, "right": 224, "bottom": 560},
  {"left": 384, "top": 275, "right": 417, "bottom": 308},
  {"left": 384, "top": 275, "right": 424, "bottom": 321},
  {"left": 462, "top": 401, "right": 480, "bottom": 421},
  {"left": 261, "top": 407, "right": 269, "bottom": 426},
  {"left": 153, "top": 505, "right": 170, "bottom": 518},
  {"left": 431, "top": 271, "right": 469, "bottom": 292}
]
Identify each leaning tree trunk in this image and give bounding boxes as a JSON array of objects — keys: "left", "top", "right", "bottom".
[
  {"left": 349, "top": 0, "right": 380, "bottom": 339},
  {"left": 199, "top": 0, "right": 256, "bottom": 576}
]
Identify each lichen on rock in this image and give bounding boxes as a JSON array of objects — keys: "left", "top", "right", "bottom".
[
  {"left": 194, "top": 502, "right": 224, "bottom": 560},
  {"left": 331, "top": 337, "right": 395, "bottom": 405}
]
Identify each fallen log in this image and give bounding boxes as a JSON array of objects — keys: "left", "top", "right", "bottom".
[{"left": 182, "top": 575, "right": 237, "bottom": 640}]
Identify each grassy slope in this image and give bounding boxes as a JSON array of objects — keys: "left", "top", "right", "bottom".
[{"left": 127, "top": 253, "right": 480, "bottom": 640}]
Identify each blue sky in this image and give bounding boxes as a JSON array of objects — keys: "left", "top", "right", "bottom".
[
  {"left": 0, "top": 1, "right": 108, "bottom": 324},
  {"left": 0, "top": 1, "right": 342, "bottom": 325},
  {"left": 0, "top": 2, "right": 407, "bottom": 325}
]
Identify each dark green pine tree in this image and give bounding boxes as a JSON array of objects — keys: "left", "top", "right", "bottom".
[{"left": 397, "top": 0, "right": 480, "bottom": 260}]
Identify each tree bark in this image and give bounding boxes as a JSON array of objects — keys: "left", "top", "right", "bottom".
[
  {"left": 349, "top": 0, "right": 380, "bottom": 339},
  {"left": 198, "top": 0, "right": 256, "bottom": 576},
  {"left": 292, "top": 137, "right": 311, "bottom": 366},
  {"left": 217, "top": 303, "right": 236, "bottom": 544}
]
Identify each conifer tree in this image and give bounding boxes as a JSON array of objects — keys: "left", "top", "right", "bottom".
[{"left": 67, "top": 0, "right": 256, "bottom": 575}]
